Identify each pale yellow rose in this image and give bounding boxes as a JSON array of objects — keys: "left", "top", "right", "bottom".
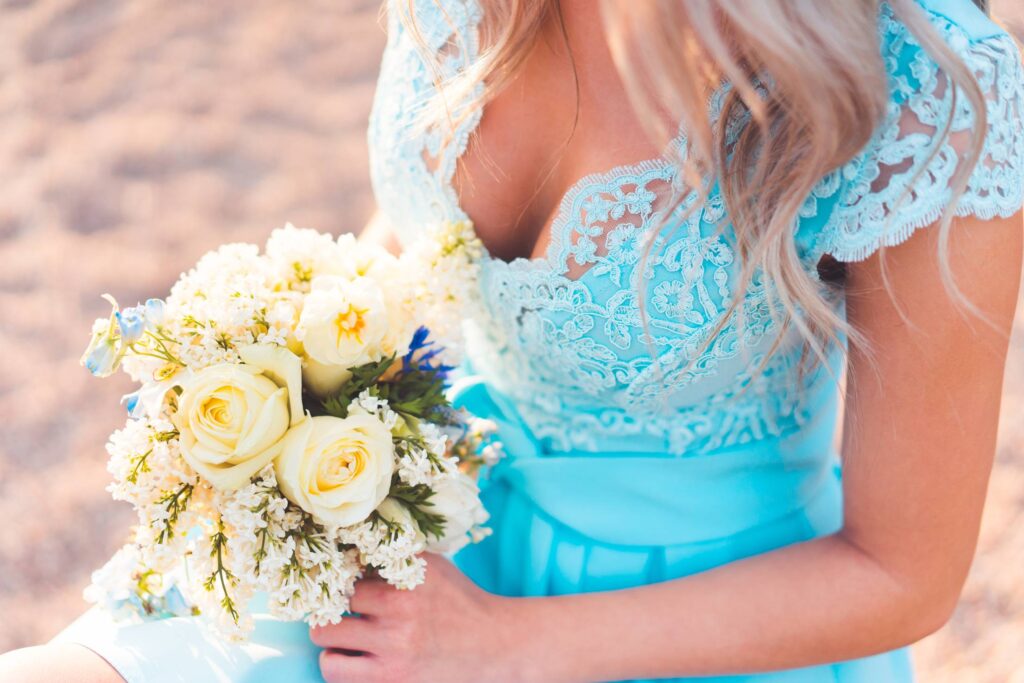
[
  {"left": 274, "top": 414, "right": 394, "bottom": 527},
  {"left": 173, "top": 344, "right": 303, "bottom": 490}
]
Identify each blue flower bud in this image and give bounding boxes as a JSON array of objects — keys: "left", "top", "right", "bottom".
[
  {"left": 116, "top": 307, "right": 147, "bottom": 344},
  {"left": 83, "top": 338, "right": 121, "bottom": 377},
  {"left": 144, "top": 298, "right": 166, "bottom": 327},
  {"left": 122, "top": 390, "right": 141, "bottom": 416},
  {"left": 81, "top": 294, "right": 125, "bottom": 377}
]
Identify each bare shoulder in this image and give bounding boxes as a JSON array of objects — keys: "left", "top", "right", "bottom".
[{"left": 845, "top": 211, "right": 1023, "bottom": 348}]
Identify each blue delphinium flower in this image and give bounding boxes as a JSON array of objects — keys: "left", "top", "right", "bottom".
[
  {"left": 115, "top": 307, "right": 147, "bottom": 344},
  {"left": 402, "top": 326, "right": 455, "bottom": 382},
  {"left": 122, "top": 390, "right": 141, "bottom": 416},
  {"left": 116, "top": 298, "right": 166, "bottom": 344},
  {"left": 402, "top": 326, "right": 431, "bottom": 369},
  {"left": 144, "top": 298, "right": 165, "bottom": 326}
]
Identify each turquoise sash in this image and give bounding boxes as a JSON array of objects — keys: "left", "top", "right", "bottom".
[{"left": 450, "top": 376, "right": 843, "bottom": 548}]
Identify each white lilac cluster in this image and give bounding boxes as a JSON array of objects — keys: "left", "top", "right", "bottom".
[
  {"left": 163, "top": 244, "right": 280, "bottom": 370},
  {"left": 405, "top": 220, "right": 485, "bottom": 361},
  {"left": 81, "top": 221, "right": 498, "bottom": 640}
]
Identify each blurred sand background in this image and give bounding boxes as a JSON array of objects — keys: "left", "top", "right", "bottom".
[{"left": 0, "top": 1, "right": 1021, "bottom": 680}]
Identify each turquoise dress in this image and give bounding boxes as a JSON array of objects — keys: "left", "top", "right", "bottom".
[{"left": 57, "top": 1, "right": 1023, "bottom": 681}]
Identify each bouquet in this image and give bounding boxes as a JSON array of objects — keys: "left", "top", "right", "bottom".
[{"left": 79, "top": 222, "right": 501, "bottom": 639}]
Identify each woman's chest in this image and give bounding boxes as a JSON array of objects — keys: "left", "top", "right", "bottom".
[
  {"left": 450, "top": 0, "right": 669, "bottom": 265},
  {"left": 367, "top": 0, "right": 820, "bottom": 434}
]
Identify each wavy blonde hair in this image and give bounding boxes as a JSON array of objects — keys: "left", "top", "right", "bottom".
[{"left": 397, "top": 0, "right": 992, "bottom": 368}]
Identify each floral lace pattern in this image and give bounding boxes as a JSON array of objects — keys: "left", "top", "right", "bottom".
[
  {"left": 368, "top": 0, "right": 1024, "bottom": 456},
  {"left": 367, "top": 0, "right": 483, "bottom": 237},
  {"left": 810, "top": 4, "right": 1024, "bottom": 262}
]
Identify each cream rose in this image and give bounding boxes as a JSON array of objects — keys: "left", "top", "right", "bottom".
[
  {"left": 375, "top": 498, "right": 426, "bottom": 544},
  {"left": 173, "top": 344, "right": 303, "bottom": 490},
  {"left": 296, "top": 276, "right": 390, "bottom": 395},
  {"left": 425, "top": 472, "right": 489, "bottom": 554},
  {"left": 274, "top": 414, "right": 395, "bottom": 527}
]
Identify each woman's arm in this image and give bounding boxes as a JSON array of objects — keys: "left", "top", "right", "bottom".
[
  {"left": 310, "top": 211, "right": 1022, "bottom": 683},
  {"left": 499, "top": 211, "right": 1023, "bottom": 682}
]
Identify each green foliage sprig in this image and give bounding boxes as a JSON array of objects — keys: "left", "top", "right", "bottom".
[
  {"left": 318, "top": 354, "right": 451, "bottom": 424},
  {"left": 319, "top": 355, "right": 396, "bottom": 418},
  {"left": 390, "top": 482, "right": 447, "bottom": 540}
]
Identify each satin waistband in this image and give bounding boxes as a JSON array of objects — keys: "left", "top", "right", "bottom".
[{"left": 450, "top": 377, "right": 841, "bottom": 547}]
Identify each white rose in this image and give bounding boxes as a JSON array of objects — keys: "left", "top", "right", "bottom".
[
  {"left": 275, "top": 414, "right": 395, "bottom": 527},
  {"left": 296, "top": 277, "right": 391, "bottom": 395},
  {"left": 426, "top": 472, "right": 489, "bottom": 554},
  {"left": 375, "top": 498, "right": 426, "bottom": 545},
  {"left": 173, "top": 344, "right": 303, "bottom": 490}
]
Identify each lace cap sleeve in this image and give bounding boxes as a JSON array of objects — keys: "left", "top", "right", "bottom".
[{"left": 811, "top": 4, "right": 1024, "bottom": 264}]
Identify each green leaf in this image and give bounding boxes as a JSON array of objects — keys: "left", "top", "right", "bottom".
[
  {"left": 390, "top": 482, "right": 447, "bottom": 540},
  {"left": 318, "top": 355, "right": 397, "bottom": 418}
]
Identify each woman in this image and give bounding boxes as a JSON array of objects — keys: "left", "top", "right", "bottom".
[{"left": 2, "top": 0, "right": 1022, "bottom": 681}]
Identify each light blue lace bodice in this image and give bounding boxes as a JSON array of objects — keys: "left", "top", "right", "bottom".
[{"left": 368, "top": 0, "right": 1024, "bottom": 456}]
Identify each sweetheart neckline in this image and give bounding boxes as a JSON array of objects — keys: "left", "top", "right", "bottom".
[{"left": 448, "top": 0, "right": 695, "bottom": 273}]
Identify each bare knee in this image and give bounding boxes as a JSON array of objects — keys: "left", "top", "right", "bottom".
[{"left": 0, "top": 643, "right": 125, "bottom": 683}]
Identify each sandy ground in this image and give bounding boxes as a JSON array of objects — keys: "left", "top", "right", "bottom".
[{"left": 0, "top": 1, "right": 1021, "bottom": 680}]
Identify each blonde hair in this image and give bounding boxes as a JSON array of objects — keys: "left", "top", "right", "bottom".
[{"left": 398, "top": 0, "right": 991, "bottom": 368}]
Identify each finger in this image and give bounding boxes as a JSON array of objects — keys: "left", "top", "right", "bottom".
[
  {"left": 423, "top": 552, "right": 452, "bottom": 568},
  {"left": 348, "top": 578, "right": 395, "bottom": 617},
  {"left": 319, "top": 649, "right": 378, "bottom": 683},
  {"left": 309, "top": 617, "right": 383, "bottom": 653}
]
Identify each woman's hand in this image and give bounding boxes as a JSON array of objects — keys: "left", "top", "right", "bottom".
[{"left": 310, "top": 555, "right": 520, "bottom": 683}]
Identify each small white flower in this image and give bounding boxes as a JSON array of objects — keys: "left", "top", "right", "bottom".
[
  {"left": 265, "top": 223, "right": 349, "bottom": 289},
  {"left": 336, "top": 233, "right": 400, "bottom": 281},
  {"left": 481, "top": 443, "right": 504, "bottom": 466}
]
